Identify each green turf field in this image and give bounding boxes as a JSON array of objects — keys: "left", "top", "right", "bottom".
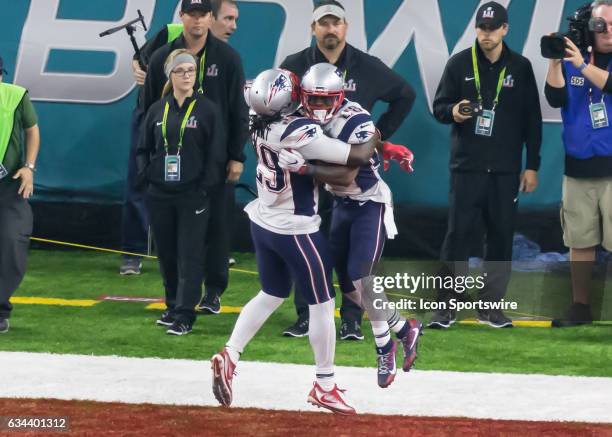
[{"left": 1, "top": 250, "right": 611, "bottom": 378}]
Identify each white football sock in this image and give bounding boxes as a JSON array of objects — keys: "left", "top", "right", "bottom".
[
  {"left": 309, "top": 299, "right": 336, "bottom": 391},
  {"left": 226, "top": 290, "right": 284, "bottom": 363},
  {"left": 370, "top": 320, "right": 391, "bottom": 348},
  {"left": 387, "top": 309, "right": 407, "bottom": 335}
]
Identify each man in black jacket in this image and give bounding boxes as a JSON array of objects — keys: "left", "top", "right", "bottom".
[
  {"left": 280, "top": 0, "right": 416, "bottom": 340},
  {"left": 143, "top": 0, "right": 249, "bottom": 313},
  {"left": 431, "top": 1, "right": 542, "bottom": 329}
]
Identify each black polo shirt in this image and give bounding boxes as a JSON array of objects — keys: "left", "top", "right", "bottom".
[
  {"left": 143, "top": 32, "right": 248, "bottom": 163},
  {"left": 280, "top": 44, "right": 416, "bottom": 141}
]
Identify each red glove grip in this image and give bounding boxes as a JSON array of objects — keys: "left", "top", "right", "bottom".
[{"left": 382, "top": 141, "right": 414, "bottom": 173}]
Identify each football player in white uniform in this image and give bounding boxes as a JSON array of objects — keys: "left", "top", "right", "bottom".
[
  {"left": 280, "top": 63, "right": 423, "bottom": 389},
  {"left": 211, "top": 68, "right": 377, "bottom": 414}
]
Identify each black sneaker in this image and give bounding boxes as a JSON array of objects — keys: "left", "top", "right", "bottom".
[
  {"left": 282, "top": 317, "right": 309, "bottom": 337},
  {"left": 156, "top": 311, "right": 174, "bottom": 327},
  {"left": 166, "top": 320, "right": 193, "bottom": 336},
  {"left": 339, "top": 321, "right": 364, "bottom": 341},
  {"left": 120, "top": 256, "right": 142, "bottom": 275},
  {"left": 552, "top": 303, "right": 593, "bottom": 328},
  {"left": 0, "top": 318, "right": 9, "bottom": 334},
  {"left": 477, "top": 309, "right": 513, "bottom": 328},
  {"left": 197, "top": 295, "right": 221, "bottom": 315},
  {"left": 427, "top": 309, "right": 457, "bottom": 329}
]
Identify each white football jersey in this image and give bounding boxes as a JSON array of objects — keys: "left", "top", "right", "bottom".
[
  {"left": 244, "top": 113, "right": 350, "bottom": 235},
  {"left": 323, "top": 99, "right": 390, "bottom": 204}
]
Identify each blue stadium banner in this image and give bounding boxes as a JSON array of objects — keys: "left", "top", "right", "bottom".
[{"left": 0, "top": 0, "right": 588, "bottom": 206}]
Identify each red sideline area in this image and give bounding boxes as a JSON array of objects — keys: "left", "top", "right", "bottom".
[{"left": 1, "top": 399, "right": 610, "bottom": 436}]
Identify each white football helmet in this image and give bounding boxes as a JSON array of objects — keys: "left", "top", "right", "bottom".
[
  {"left": 245, "top": 68, "right": 300, "bottom": 117},
  {"left": 300, "top": 63, "right": 345, "bottom": 123}
]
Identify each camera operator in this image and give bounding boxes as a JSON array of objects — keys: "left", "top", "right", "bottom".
[
  {"left": 545, "top": 0, "right": 612, "bottom": 327},
  {"left": 431, "top": 1, "right": 542, "bottom": 329}
]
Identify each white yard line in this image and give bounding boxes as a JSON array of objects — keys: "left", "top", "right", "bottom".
[{"left": 1, "top": 352, "right": 610, "bottom": 423}]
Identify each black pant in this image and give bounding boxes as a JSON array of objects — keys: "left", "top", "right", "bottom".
[
  {"left": 0, "top": 188, "right": 33, "bottom": 319},
  {"left": 203, "top": 183, "right": 234, "bottom": 299},
  {"left": 120, "top": 107, "right": 149, "bottom": 255},
  {"left": 146, "top": 190, "right": 210, "bottom": 324},
  {"left": 441, "top": 172, "right": 520, "bottom": 302},
  {"left": 292, "top": 190, "right": 363, "bottom": 324}
]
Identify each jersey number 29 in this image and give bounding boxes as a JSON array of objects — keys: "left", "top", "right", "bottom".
[{"left": 255, "top": 143, "right": 287, "bottom": 193}]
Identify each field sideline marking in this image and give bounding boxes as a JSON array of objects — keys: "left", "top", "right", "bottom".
[
  {"left": 10, "top": 297, "right": 98, "bottom": 307},
  {"left": 1, "top": 351, "right": 611, "bottom": 423}
]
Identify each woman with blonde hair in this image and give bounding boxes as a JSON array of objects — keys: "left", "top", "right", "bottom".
[{"left": 136, "top": 49, "right": 226, "bottom": 335}]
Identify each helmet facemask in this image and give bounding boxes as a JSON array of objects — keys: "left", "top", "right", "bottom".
[{"left": 301, "top": 89, "right": 344, "bottom": 123}]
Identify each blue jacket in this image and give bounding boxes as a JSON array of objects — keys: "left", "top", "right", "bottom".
[{"left": 561, "top": 59, "right": 612, "bottom": 159}]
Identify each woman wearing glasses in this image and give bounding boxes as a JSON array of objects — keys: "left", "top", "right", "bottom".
[{"left": 136, "top": 49, "right": 226, "bottom": 335}]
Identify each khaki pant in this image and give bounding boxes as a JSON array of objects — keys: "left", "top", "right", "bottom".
[{"left": 561, "top": 176, "right": 612, "bottom": 251}]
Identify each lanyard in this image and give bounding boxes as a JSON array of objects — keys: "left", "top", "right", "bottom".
[
  {"left": 471, "top": 45, "right": 506, "bottom": 110},
  {"left": 161, "top": 99, "right": 197, "bottom": 155},
  {"left": 587, "top": 51, "right": 606, "bottom": 105},
  {"left": 197, "top": 48, "right": 207, "bottom": 94}
]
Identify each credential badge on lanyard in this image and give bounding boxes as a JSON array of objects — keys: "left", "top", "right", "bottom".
[
  {"left": 161, "top": 99, "right": 197, "bottom": 182},
  {"left": 587, "top": 52, "right": 609, "bottom": 129},
  {"left": 471, "top": 45, "right": 506, "bottom": 137}
]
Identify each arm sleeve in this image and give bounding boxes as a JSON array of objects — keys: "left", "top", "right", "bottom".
[
  {"left": 135, "top": 106, "right": 156, "bottom": 187},
  {"left": 544, "top": 83, "right": 567, "bottom": 108},
  {"left": 20, "top": 93, "right": 38, "bottom": 128},
  {"left": 226, "top": 52, "right": 249, "bottom": 162},
  {"left": 203, "top": 103, "right": 228, "bottom": 189},
  {"left": 523, "top": 61, "right": 542, "bottom": 171},
  {"left": 143, "top": 50, "right": 166, "bottom": 113},
  {"left": 372, "top": 59, "right": 416, "bottom": 140},
  {"left": 298, "top": 135, "right": 351, "bottom": 165},
  {"left": 433, "top": 59, "right": 459, "bottom": 124},
  {"left": 279, "top": 55, "right": 298, "bottom": 75},
  {"left": 544, "top": 63, "right": 568, "bottom": 108}
]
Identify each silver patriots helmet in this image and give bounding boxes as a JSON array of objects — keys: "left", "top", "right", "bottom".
[
  {"left": 245, "top": 68, "right": 300, "bottom": 117},
  {"left": 300, "top": 63, "right": 345, "bottom": 123}
]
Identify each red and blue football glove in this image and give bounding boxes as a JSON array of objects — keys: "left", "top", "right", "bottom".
[{"left": 382, "top": 141, "right": 414, "bottom": 173}]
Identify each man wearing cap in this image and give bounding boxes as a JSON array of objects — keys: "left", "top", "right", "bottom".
[
  {"left": 279, "top": 0, "right": 417, "bottom": 340},
  {"left": 120, "top": 0, "right": 242, "bottom": 277},
  {"left": 431, "top": 1, "right": 542, "bottom": 329},
  {"left": 143, "top": 0, "right": 249, "bottom": 315},
  {"left": 0, "top": 56, "right": 40, "bottom": 334}
]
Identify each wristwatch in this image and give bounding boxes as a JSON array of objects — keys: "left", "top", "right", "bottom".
[{"left": 24, "top": 162, "right": 36, "bottom": 172}]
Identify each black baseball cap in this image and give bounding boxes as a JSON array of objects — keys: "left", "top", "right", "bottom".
[
  {"left": 475, "top": 1, "right": 508, "bottom": 29},
  {"left": 181, "top": 0, "right": 212, "bottom": 13},
  {"left": 0, "top": 56, "right": 7, "bottom": 75}
]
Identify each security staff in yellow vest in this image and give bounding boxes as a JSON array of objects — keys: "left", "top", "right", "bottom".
[
  {"left": 136, "top": 50, "right": 226, "bottom": 335},
  {"left": 0, "top": 56, "right": 40, "bottom": 334}
]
